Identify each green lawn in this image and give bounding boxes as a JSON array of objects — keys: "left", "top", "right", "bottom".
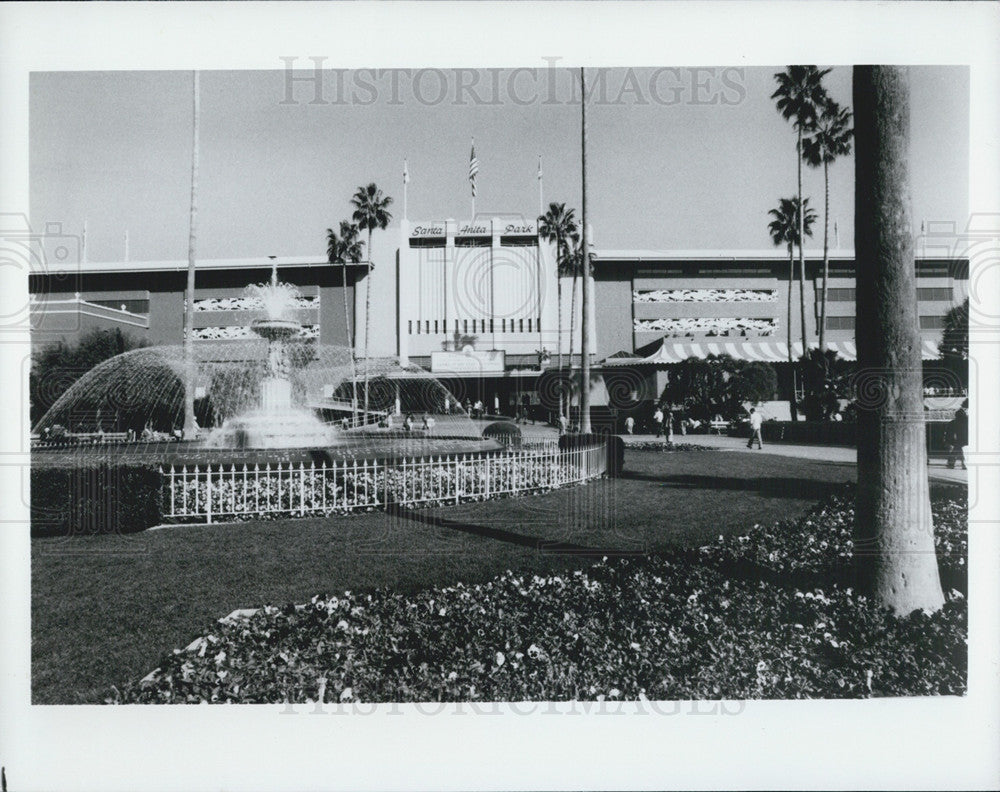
[{"left": 33, "top": 449, "right": 860, "bottom": 703}]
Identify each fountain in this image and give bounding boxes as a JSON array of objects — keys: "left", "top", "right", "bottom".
[
  {"left": 206, "top": 269, "right": 341, "bottom": 448},
  {"left": 32, "top": 266, "right": 488, "bottom": 464}
]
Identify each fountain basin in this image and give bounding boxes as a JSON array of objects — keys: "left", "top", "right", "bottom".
[
  {"left": 207, "top": 408, "right": 342, "bottom": 449},
  {"left": 250, "top": 318, "right": 301, "bottom": 342}
]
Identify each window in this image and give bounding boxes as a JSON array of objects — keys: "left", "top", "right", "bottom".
[
  {"left": 827, "top": 316, "right": 855, "bottom": 330},
  {"left": 826, "top": 288, "right": 856, "bottom": 301},
  {"left": 920, "top": 315, "right": 946, "bottom": 329},
  {"left": 917, "top": 287, "right": 953, "bottom": 302},
  {"left": 89, "top": 298, "right": 150, "bottom": 314}
]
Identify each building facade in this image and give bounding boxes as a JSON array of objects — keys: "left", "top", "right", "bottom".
[
  {"left": 29, "top": 256, "right": 366, "bottom": 354},
  {"left": 29, "top": 217, "right": 969, "bottom": 422}
]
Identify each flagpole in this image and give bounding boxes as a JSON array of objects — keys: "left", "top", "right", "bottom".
[
  {"left": 537, "top": 154, "right": 544, "bottom": 219},
  {"left": 403, "top": 158, "right": 409, "bottom": 221},
  {"left": 469, "top": 136, "right": 477, "bottom": 219}
]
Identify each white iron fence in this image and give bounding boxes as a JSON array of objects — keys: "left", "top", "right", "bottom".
[{"left": 162, "top": 441, "right": 607, "bottom": 523}]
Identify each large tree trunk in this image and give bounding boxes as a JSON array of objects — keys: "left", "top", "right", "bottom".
[
  {"left": 819, "top": 159, "right": 830, "bottom": 351},
  {"left": 579, "top": 67, "right": 592, "bottom": 435},
  {"left": 183, "top": 70, "right": 200, "bottom": 437},
  {"left": 853, "top": 65, "right": 943, "bottom": 615}
]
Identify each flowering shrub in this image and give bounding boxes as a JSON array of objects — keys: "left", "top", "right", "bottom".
[
  {"left": 623, "top": 441, "right": 718, "bottom": 452},
  {"left": 111, "top": 555, "right": 966, "bottom": 704},
  {"left": 113, "top": 485, "right": 967, "bottom": 704},
  {"left": 698, "top": 485, "right": 967, "bottom": 587},
  {"left": 166, "top": 450, "right": 597, "bottom": 522}
]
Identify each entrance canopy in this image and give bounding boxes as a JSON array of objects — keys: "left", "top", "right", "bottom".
[{"left": 601, "top": 339, "right": 941, "bottom": 366}]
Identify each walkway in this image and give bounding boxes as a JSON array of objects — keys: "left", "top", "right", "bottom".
[{"left": 621, "top": 432, "right": 968, "bottom": 485}]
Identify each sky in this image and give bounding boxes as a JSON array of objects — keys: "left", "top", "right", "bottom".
[{"left": 30, "top": 66, "right": 969, "bottom": 353}]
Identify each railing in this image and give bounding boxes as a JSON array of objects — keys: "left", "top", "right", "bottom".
[{"left": 161, "top": 441, "right": 607, "bottom": 523}]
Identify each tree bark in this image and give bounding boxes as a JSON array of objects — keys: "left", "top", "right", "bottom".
[
  {"left": 579, "top": 67, "right": 592, "bottom": 435},
  {"left": 556, "top": 238, "right": 564, "bottom": 421},
  {"left": 797, "top": 128, "right": 808, "bottom": 357},
  {"left": 853, "top": 65, "right": 943, "bottom": 615},
  {"left": 183, "top": 70, "right": 200, "bottom": 437},
  {"left": 820, "top": 159, "right": 830, "bottom": 351},
  {"left": 787, "top": 245, "right": 798, "bottom": 421}
]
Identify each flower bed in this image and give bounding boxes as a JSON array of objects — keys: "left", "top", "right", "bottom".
[
  {"left": 112, "top": 487, "right": 967, "bottom": 703},
  {"left": 697, "top": 485, "right": 967, "bottom": 590},
  {"left": 623, "top": 441, "right": 718, "bottom": 452}
]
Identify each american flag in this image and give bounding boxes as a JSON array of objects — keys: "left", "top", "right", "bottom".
[
  {"left": 468, "top": 140, "right": 479, "bottom": 197},
  {"left": 403, "top": 158, "right": 409, "bottom": 184}
]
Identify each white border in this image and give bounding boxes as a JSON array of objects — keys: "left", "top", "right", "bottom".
[{"left": 2, "top": 3, "right": 998, "bottom": 791}]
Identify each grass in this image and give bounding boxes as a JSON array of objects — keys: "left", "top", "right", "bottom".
[{"left": 31, "top": 448, "right": 944, "bottom": 704}]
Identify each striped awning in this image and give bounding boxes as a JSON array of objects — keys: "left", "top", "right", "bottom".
[{"left": 601, "top": 339, "right": 941, "bottom": 366}]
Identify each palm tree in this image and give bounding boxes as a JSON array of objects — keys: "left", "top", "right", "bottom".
[
  {"left": 853, "top": 65, "right": 943, "bottom": 614},
  {"left": 768, "top": 196, "right": 817, "bottom": 420},
  {"left": 350, "top": 183, "right": 393, "bottom": 424},
  {"left": 182, "top": 70, "right": 200, "bottom": 438},
  {"left": 803, "top": 97, "right": 854, "bottom": 351},
  {"left": 772, "top": 66, "right": 831, "bottom": 357},
  {"left": 538, "top": 202, "right": 579, "bottom": 419},
  {"left": 327, "top": 220, "right": 365, "bottom": 418},
  {"left": 579, "top": 66, "right": 593, "bottom": 435}
]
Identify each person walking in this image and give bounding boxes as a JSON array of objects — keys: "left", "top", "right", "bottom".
[
  {"left": 747, "top": 407, "right": 764, "bottom": 450},
  {"left": 624, "top": 415, "right": 635, "bottom": 435},
  {"left": 653, "top": 406, "right": 664, "bottom": 438},
  {"left": 946, "top": 403, "right": 968, "bottom": 470}
]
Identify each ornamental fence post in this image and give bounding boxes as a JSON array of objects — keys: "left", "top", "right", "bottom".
[
  {"left": 206, "top": 464, "right": 213, "bottom": 524},
  {"left": 299, "top": 462, "right": 306, "bottom": 514}
]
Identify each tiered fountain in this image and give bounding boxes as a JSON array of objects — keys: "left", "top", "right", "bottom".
[{"left": 207, "top": 268, "right": 341, "bottom": 449}]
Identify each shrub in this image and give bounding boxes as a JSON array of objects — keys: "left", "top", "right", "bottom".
[
  {"left": 482, "top": 421, "right": 522, "bottom": 447},
  {"left": 698, "top": 485, "right": 967, "bottom": 591},
  {"left": 111, "top": 485, "right": 967, "bottom": 704},
  {"left": 31, "top": 463, "right": 163, "bottom": 536}
]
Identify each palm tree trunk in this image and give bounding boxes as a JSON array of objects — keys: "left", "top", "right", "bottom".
[
  {"left": 853, "top": 65, "right": 943, "bottom": 615},
  {"left": 556, "top": 238, "right": 564, "bottom": 421},
  {"left": 579, "top": 66, "right": 592, "bottom": 435},
  {"left": 569, "top": 269, "right": 578, "bottom": 421},
  {"left": 182, "top": 70, "right": 200, "bottom": 437},
  {"left": 786, "top": 244, "right": 798, "bottom": 421},
  {"left": 363, "top": 229, "right": 372, "bottom": 423},
  {"left": 819, "top": 159, "right": 830, "bottom": 351},
  {"left": 797, "top": 128, "right": 808, "bottom": 357},
  {"left": 342, "top": 260, "right": 358, "bottom": 419}
]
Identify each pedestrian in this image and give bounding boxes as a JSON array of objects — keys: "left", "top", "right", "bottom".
[
  {"left": 493, "top": 394, "right": 500, "bottom": 416},
  {"left": 665, "top": 407, "right": 674, "bottom": 442},
  {"left": 946, "top": 404, "right": 968, "bottom": 470},
  {"left": 559, "top": 413, "right": 569, "bottom": 435},
  {"left": 653, "top": 406, "right": 664, "bottom": 438},
  {"left": 747, "top": 407, "right": 764, "bottom": 450},
  {"left": 404, "top": 413, "right": 415, "bottom": 433},
  {"left": 624, "top": 415, "right": 635, "bottom": 435}
]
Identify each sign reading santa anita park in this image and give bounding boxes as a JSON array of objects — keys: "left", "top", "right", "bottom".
[
  {"left": 431, "top": 349, "right": 505, "bottom": 374},
  {"left": 409, "top": 220, "right": 537, "bottom": 239}
]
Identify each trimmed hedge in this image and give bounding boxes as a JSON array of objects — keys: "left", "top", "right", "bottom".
[
  {"left": 31, "top": 463, "right": 163, "bottom": 536},
  {"left": 482, "top": 421, "right": 522, "bottom": 447}
]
